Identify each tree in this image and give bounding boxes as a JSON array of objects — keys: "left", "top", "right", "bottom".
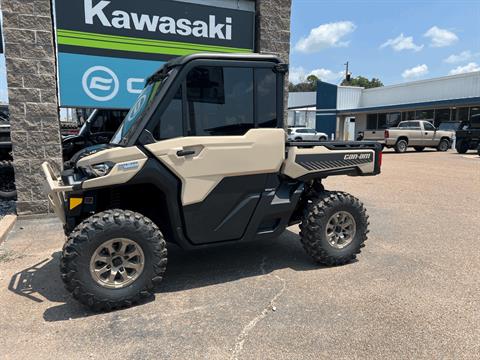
[
  {"left": 289, "top": 74, "right": 319, "bottom": 92},
  {"left": 341, "top": 76, "right": 383, "bottom": 89}
]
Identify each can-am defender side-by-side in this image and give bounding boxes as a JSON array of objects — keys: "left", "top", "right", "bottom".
[{"left": 43, "top": 54, "right": 382, "bottom": 311}]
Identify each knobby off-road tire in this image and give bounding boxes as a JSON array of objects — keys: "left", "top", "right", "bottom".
[
  {"left": 299, "top": 191, "right": 369, "bottom": 266},
  {"left": 456, "top": 140, "right": 469, "bottom": 154},
  {"left": 61, "top": 209, "right": 167, "bottom": 311},
  {"left": 394, "top": 139, "right": 408, "bottom": 153},
  {"left": 0, "top": 160, "right": 16, "bottom": 200},
  {"left": 437, "top": 139, "right": 450, "bottom": 152}
]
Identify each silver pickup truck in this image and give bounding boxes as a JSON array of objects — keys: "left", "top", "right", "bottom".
[
  {"left": 358, "top": 120, "right": 454, "bottom": 153},
  {"left": 384, "top": 120, "right": 453, "bottom": 153}
]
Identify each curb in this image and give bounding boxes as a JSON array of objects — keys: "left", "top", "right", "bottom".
[{"left": 0, "top": 214, "right": 17, "bottom": 246}]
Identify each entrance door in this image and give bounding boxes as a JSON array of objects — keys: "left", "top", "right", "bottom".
[{"left": 145, "top": 63, "right": 285, "bottom": 244}]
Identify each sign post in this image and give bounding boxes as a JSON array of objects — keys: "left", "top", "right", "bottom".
[{"left": 53, "top": 0, "right": 255, "bottom": 108}]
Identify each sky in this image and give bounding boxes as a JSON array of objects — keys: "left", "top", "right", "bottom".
[
  {"left": 1, "top": 0, "right": 479, "bottom": 104},
  {"left": 289, "top": 0, "right": 480, "bottom": 85}
]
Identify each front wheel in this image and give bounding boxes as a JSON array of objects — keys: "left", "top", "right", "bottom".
[
  {"left": 61, "top": 209, "right": 167, "bottom": 311},
  {"left": 319, "top": 136, "right": 327, "bottom": 141},
  {"left": 299, "top": 191, "right": 369, "bottom": 266},
  {"left": 437, "top": 139, "right": 450, "bottom": 152}
]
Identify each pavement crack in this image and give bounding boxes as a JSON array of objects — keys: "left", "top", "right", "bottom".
[{"left": 230, "top": 256, "right": 287, "bottom": 360}]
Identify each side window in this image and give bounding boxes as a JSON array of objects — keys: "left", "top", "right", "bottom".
[
  {"left": 255, "top": 68, "right": 277, "bottom": 128},
  {"left": 151, "top": 86, "right": 183, "bottom": 140},
  {"left": 187, "top": 66, "right": 254, "bottom": 136},
  {"left": 423, "top": 122, "right": 435, "bottom": 131}
]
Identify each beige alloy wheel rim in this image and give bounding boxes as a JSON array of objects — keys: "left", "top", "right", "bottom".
[
  {"left": 325, "top": 211, "right": 357, "bottom": 249},
  {"left": 89, "top": 238, "right": 145, "bottom": 289}
]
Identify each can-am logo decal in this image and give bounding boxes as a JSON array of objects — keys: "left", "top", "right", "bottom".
[
  {"left": 85, "top": 0, "right": 233, "bottom": 40},
  {"left": 344, "top": 153, "right": 372, "bottom": 160}
]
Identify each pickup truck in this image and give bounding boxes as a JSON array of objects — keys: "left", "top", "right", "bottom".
[{"left": 384, "top": 120, "right": 453, "bottom": 153}]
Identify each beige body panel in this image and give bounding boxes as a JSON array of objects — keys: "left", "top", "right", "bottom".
[
  {"left": 282, "top": 145, "right": 375, "bottom": 179},
  {"left": 77, "top": 147, "right": 148, "bottom": 189},
  {"left": 145, "top": 128, "right": 285, "bottom": 206}
]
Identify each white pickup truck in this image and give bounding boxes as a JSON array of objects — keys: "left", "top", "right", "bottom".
[{"left": 359, "top": 120, "right": 454, "bottom": 153}]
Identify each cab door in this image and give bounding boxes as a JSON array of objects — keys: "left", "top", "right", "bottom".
[
  {"left": 422, "top": 121, "right": 438, "bottom": 146},
  {"left": 145, "top": 62, "right": 285, "bottom": 245}
]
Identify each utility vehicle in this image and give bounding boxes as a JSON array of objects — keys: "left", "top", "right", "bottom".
[
  {"left": 43, "top": 53, "right": 382, "bottom": 311},
  {"left": 63, "top": 109, "right": 129, "bottom": 161},
  {"left": 455, "top": 112, "right": 480, "bottom": 154}
]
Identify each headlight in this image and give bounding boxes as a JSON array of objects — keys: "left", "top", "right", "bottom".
[{"left": 80, "top": 162, "right": 114, "bottom": 178}]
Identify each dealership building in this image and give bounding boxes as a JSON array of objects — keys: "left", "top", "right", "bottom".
[
  {"left": 1, "top": 0, "right": 292, "bottom": 214},
  {"left": 288, "top": 71, "right": 480, "bottom": 140}
]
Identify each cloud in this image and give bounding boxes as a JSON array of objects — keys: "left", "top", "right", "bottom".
[
  {"left": 402, "top": 64, "right": 429, "bottom": 79},
  {"left": 424, "top": 26, "right": 458, "bottom": 47},
  {"left": 289, "top": 66, "right": 307, "bottom": 84},
  {"left": 289, "top": 66, "right": 343, "bottom": 84},
  {"left": 449, "top": 62, "right": 480, "bottom": 75},
  {"left": 294, "top": 21, "right": 356, "bottom": 53},
  {"left": 309, "top": 68, "right": 344, "bottom": 83},
  {"left": 380, "top": 33, "right": 424, "bottom": 52},
  {"left": 444, "top": 50, "right": 478, "bottom": 64}
]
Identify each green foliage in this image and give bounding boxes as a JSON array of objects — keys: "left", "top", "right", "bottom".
[
  {"left": 289, "top": 74, "right": 319, "bottom": 92},
  {"left": 341, "top": 76, "right": 384, "bottom": 88}
]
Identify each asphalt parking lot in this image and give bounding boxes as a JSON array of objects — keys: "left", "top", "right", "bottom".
[{"left": 0, "top": 149, "right": 479, "bottom": 359}]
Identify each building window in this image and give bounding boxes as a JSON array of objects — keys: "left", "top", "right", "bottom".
[
  {"left": 404, "top": 111, "right": 415, "bottom": 120},
  {"left": 434, "top": 108, "right": 451, "bottom": 127},
  {"left": 378, "top": 113, "right": 387, "bottom": 129},
  {"left": 386, "top": 112, "right": 401, "bottom": 127},
  {"left": 367, "top": 113, "right": 377, "bottom": 130},
  {"left": 470, "top": 106, "right": 480, "bottom": 121},
  {"left": 415, "top": 109, "right": 434, "bottom": 120},
  {"left": 453, "top": 107, "right": 469, "bottom": 122}
]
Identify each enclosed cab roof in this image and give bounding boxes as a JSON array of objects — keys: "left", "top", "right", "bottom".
[{"left": 167, "top": 52, "right": 282, "bottom": 67}]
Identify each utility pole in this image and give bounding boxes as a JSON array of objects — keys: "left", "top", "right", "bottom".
[{"left": 344, "top": 61, "right": 351, "bottom": 83}]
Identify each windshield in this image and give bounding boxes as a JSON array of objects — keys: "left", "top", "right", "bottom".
[{"left": 110, "top": 70, "right": 170, "bottom": 145}]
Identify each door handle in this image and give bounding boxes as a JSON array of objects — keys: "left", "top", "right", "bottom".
[{"left": 176, "top": 149, "right": 195, "bottom": 157}]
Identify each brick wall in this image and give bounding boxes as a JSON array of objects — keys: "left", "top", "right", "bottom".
[{"left": 1, "top": 0, "right": 62, "bottom": 215}]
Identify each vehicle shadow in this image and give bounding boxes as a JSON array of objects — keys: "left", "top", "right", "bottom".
[{"left": 8, "top": 229, "right": 329, "bottom": 322}]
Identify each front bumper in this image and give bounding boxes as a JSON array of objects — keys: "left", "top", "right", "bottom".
[{"left": 42, "top": 162, "right": 73, "bottom": 224}]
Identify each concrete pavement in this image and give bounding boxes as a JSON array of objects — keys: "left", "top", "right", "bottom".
[{"left": 0, "top": 150, "right": 479, "bottom": 359}]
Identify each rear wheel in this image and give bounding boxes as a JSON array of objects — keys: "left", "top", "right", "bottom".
[
  {"left": 394, "top": 139, "right": 408, "bottom": 153},
  {"left": 61, "top": 209, "right": 167, "bottom": 311},
  {"left": 414, "top": 146, "right": 425, "bottom": 152},
  {"left": 437, "top": 139, "right": 450, "bottom": 152},
  {"left": 295, "top": 137, "right": 302, "bottom": 141},
  {"left": 299, "top": 191, "right": 369, "bottom": 266},
  {"left": 319, "top": 136, "right": 327, "bottom": 141},
  {"left": 456, "top": 140, "right": 469, "bottom": 154}
]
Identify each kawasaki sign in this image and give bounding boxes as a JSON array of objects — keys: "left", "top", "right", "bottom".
[{"left": 54, "top": 0, "right": 255, "bottom": 108}]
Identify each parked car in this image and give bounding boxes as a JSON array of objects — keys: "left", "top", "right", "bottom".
[
  {"left": 455, "top": 114, "right": 480, "bottom": 154},
  {"left": 384, "top": 120, "right": 453, "bottom": 153},
  {"left": 287, "top": 127, "right": 328, "bottom": 141}
]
